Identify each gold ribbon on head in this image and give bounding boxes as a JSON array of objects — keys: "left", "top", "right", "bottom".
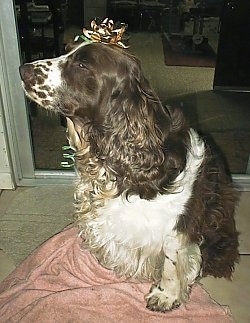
[{"left": 75, "top": 18, "right": 129, "bottom": 48}]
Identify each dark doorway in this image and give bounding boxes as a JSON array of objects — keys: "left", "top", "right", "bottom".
[{"left": 214, "top": 0, "right": 250, "bottom": 90}]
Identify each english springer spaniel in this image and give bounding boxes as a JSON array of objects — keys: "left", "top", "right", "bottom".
[{"left": 19, "top": 20, "right": 239, "bottom": 312}]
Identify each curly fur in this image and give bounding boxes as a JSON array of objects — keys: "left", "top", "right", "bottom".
[{"left": 19, "top": 41, "right": 239, "bottom": 312}]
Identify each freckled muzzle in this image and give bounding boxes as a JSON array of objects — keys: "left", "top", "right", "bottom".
[
  {"left": 19, "top": 63, "right": 49, "bottom": 89},
  {"left": 19, "top": 60, "right": 62, "bottom": 110}
]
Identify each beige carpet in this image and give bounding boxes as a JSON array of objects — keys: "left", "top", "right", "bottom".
[{"left": 0, "top": 185, "right": 74, "bottom": 265}]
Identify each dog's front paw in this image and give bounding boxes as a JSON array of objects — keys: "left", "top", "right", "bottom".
[{"left": 145, "top": 284, "right": 181, "bottom": 312}]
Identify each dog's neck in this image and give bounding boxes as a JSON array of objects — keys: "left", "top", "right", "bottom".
[{"left": 66, "top": 117, "right": 118, "bottom": 225}]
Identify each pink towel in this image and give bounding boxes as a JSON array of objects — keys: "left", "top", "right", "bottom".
[{"left": 0, "top": 226, "right": 234, "bottom": 322}]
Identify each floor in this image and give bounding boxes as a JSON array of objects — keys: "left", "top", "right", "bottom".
[{"left": 0, "top": 187, "right": 249, "bottom": 322}]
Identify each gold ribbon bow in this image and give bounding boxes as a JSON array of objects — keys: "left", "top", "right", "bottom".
[{"left": 75, "top": 18, "right": 129, "bottom": 48}]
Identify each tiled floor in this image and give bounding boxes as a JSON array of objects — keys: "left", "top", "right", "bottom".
[{"left": 0, "top": 187, "right": 249, "bottom": 322}]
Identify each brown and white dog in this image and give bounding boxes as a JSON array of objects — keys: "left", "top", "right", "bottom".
[{"left": 19, "top": 31, "right": 239, "bottom": 312}]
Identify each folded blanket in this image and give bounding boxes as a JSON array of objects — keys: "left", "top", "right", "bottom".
[{"left": 0, "top": 226, "right": 234, "bottom": 322}]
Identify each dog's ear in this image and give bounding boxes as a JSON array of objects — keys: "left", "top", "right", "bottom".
[
  {"left": 65, "top": 50, "right": 189, "bottom": 199},
  {"left": 66, "top": 117, "right": 87, "bottom": 152},
  {"left": 95, "top": 60, "right": 174, "bottom": 199}
]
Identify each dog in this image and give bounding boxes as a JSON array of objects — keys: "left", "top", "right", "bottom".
[{"left": 19, "top": 20, "right": 239, "bottom": 312}]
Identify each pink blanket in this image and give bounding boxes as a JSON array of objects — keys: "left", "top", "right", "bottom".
[{"left": 0, "top": 226, "right": 234, "bottom": 322}]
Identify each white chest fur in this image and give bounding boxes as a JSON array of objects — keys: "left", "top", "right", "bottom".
[{"left": 82, "top": 129, "right": 205, "bottom": 280}]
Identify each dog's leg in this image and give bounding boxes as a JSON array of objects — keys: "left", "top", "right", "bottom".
[{"left": 145, "top": 236, "right": 201, "bottom": 312}]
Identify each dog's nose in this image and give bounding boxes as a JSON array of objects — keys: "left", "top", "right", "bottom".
[{"left": 19, "top": 63, "right": 35, "bottom": 82}]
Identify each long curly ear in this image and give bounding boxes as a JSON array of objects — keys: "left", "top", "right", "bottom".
[
  {"left": 66, "top": 117, "right": 82, "bottom": 150},
  {"left": 95, "top": 61, "right": 172, "bottom": 199}
]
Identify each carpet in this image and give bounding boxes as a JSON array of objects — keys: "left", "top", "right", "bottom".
[{"left": 162, "top": 34, "right": 216, "bottom": 68}]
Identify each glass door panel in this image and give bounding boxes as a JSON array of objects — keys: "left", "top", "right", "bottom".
[
  {"left": 12, "top": 0, "right": 250, "bottom": 177},
  {"left": 15, "top": 0, "right": 70, "bottom": 170}
]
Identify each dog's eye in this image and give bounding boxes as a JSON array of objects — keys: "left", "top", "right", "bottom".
[{"left": 79, "top": 63, "right": 87, "bottom": 69}]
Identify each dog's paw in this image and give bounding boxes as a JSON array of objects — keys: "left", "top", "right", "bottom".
[{"left": 145, "top": 284, "right": 181, "bottom": 312}]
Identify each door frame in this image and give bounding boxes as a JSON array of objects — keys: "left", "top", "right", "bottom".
[{"left": 0, "top": 0, "right": 75, "bottom": 187}]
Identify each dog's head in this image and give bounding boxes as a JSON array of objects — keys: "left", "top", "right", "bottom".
[
  {"left": 19, "top": 41, "right": 163, "bottom": 118},
  {"left": 20, "top": 41, "right": 189, "bottom": 199}
]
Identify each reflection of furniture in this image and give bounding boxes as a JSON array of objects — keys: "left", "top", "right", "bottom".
[
  {"left": 139, "top": 1, "right": 166, "bottom": 31},
  {"left": 28, "top": 8, "right": 53, "bottom": 58},
  {"left": 163, "top": 0, "right": 222, "bottom": 49},
  {"left": 108, "top": 1, "right": 139, "bottom": 30},
  {"left": 161, "top": 1, "right": 182, "bottom": 34},
  {"left": 84, "top": 0, "right": 107, "bottom": 26},
  {"left": 189, "top": 0, "right": 223, "bottom": 45},
  {"left": 108, "top": 1, "right": 167, "bottom": 31},
  {"left": 17, "top": 0, "right": 67, "bottom": 61}
]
